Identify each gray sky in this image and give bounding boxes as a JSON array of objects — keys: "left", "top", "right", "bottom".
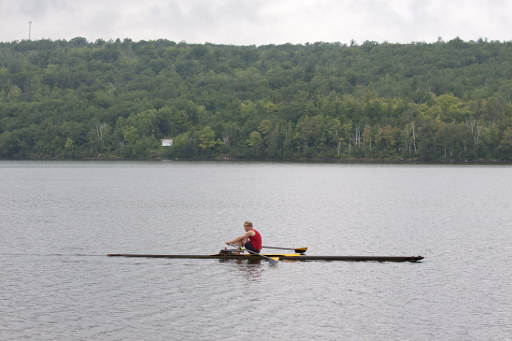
[{"left": 1, "top": 0, "right": 511, "bottom": 45}]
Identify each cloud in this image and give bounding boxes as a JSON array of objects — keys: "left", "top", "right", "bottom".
[{"left": 0, "top": 0, "right": 510, "bottom": 44}]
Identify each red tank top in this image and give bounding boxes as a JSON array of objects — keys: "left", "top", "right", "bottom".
[{"left": 250, "top": 229, "right": 262, "bottom": 250}]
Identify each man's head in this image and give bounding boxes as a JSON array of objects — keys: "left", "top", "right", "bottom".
[{"left": 244, "top": 221, "right": 253, "bottom": 231}]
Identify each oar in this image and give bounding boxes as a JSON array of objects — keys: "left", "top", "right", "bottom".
[
  {"left": 244, "top": 248, "right": 279, "bottom": 265},
  {"left": 228, "top": 244, "right": 279, "bottom": 265},
  {"left": 262, "top": 246, "right": 308, "bottom": 254}
]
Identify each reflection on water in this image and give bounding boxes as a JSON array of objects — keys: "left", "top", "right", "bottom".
[
  {"left": 1, "top": 161, "right": 511, "bottom": 340},
  {"left": 232, "top": 262, "right": 265, "bottom": 282}
]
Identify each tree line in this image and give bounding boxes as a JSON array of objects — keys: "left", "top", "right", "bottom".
[{"left": 1, "top": 37, "right": 512, "bottom": 161}]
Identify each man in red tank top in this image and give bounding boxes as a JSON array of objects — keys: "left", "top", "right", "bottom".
[{"left": 225, "top": 221, "right": 262, "bottom": 253}]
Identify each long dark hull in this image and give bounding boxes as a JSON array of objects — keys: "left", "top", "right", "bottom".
[{"left": 107, "top": 253, "right": 424, "bottom": 262}]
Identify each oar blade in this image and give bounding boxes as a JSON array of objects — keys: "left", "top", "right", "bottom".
[
  {"left": 294, "top": 247, "right": 308, "bottom": 253},
  {"left": 269, "top": 257, "right": 279, "bottom": 265}
]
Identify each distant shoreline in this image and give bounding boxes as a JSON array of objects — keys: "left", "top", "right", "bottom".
[{"left": 2, "top": 156, "right": 511, "bottom": 165}]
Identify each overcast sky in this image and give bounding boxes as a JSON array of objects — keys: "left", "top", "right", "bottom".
[{"left": 1, "top": 0, "right": 511, "bottom": 45}]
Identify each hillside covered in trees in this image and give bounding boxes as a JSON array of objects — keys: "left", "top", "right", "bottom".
[{"left": 1, "top": 37, "right": 512, "bottom": 162}]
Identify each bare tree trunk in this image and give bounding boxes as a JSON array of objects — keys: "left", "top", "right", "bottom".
[
  {"left": 96, "top": 122, "right": 106, "bottom": 141},
  {"left": 411, "top": 121, "right": 417, "bottom": 154},
  {"left": 335, "top": 129, "right": 341, "bottom": 155},
  {"left": 475, "top": 125, "right": 482, "bottom": 145},
  {"left": 222, "top": 132, "right": 230, "bottom": 150}
]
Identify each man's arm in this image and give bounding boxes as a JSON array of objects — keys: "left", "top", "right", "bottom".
[{"left": 225, "top": 230, "right": 255, "bottom": 245}]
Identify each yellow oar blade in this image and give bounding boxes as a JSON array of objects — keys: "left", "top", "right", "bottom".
[
  {"left": 269, "top": 257, "right": 279, "bottom": 265},
  {"left": 294, "top": 247, "right": 308, "bottom": 253}
]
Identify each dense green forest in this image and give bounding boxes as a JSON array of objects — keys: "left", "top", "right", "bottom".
[{"left": 1, "top": 37, "right": 512, "bottom": 161}]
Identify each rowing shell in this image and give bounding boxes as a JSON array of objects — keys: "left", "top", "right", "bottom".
[{"left": 107, "top": 253, "right": 424, "bottom": 262}]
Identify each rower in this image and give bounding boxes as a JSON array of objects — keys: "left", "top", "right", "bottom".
[{"left": 225, "top": 221, "right": 262, "bottom": 254}]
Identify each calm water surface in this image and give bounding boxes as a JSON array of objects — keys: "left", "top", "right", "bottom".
[{"left": 1, "top": 161, "right": 511, "bottom": 340}]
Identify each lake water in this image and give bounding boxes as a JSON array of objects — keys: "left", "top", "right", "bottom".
[{"left": 1, "top": 161, "right": 511, "bottom": 340}]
